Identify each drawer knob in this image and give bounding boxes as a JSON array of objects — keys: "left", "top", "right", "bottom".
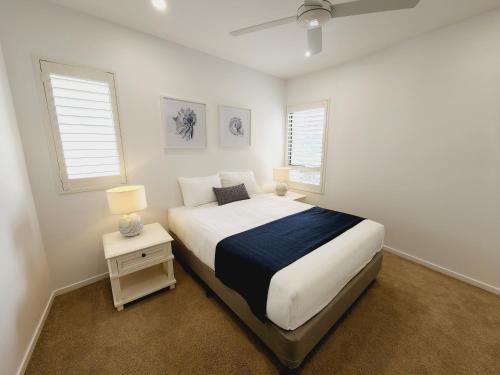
[{"left": 142, "top": 253, "right": 146, "bottom": 258}]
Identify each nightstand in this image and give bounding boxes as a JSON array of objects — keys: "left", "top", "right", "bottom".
[
  {"left": 103, "top": 223, "right": 176, "bottom": 311},
  {"left": 270, "top": 191, "right": 306, "bottom": 202}
]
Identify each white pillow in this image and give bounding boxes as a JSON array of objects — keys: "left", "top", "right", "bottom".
[
  {"left": 219, "top": 171, "right": 262, "bottom": 195},
  {"left": 178, "top": 174, "right": 222, "bottom": 207}
]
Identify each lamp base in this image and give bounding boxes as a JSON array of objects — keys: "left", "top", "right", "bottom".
[
  {"left": 119, "top": 213, "right": 143, "bottom": 237},
  {"left": 275, "top": 182, "right": 288, "bottom": 196}
]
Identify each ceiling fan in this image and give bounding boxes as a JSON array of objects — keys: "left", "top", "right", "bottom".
[{"left": 230, "top": 0, "right": 420, "bottom": 56}]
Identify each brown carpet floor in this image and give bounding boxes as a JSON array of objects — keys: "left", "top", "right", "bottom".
[{"left": 26, "top": 252, "right": 500, "bottom": 375}]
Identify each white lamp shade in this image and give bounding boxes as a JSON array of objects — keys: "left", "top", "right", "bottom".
[
  {"left": 273, "top": 167, "right": 289, "bottom": 183},
  {"left": 106, "top": 185, "right": 147, "bottom": 215}
]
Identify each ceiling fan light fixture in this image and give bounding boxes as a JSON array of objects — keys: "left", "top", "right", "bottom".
[
  {"left": 309, "top": 19, "right": 320, "bottom": 28},
  {"left": 297, "top": 1, "right": 333, "bottom": 29},
  {"left": 151, "top": 0, "right": 167, "bottom": 12},
  {"left": 307, "top": 27, "right": 322, "bottom": 56}
]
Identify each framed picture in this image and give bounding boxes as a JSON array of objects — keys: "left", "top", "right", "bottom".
[
  {"left": 161, "top": 97, "right": 207, "bottom": 149},
  {"left": 219, "top": 105, "right": 251, "bottom": 148}
]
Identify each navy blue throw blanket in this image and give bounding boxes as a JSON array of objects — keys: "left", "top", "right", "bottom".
[{"left": 214, "top": 207, "right": 365, "bottom": 320}]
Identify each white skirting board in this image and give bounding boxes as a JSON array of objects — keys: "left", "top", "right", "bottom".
[
  {"left": 383, "top": 245, "right": 500, "bottom": 296},
  {"left": 53, "top": 272, "right": 109, "bottom": 296},
  {"left": 17, "top": 291, "right": 55, "bottom": 375}
]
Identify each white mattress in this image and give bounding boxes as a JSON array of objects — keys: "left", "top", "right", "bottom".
[{"left": 168, "top": 194, "right": 384, "bottom": 330}]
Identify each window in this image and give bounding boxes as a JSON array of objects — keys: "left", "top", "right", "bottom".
[
  {"left": 40, "top": 60, "right": 126, "bottom": 192},
  {"left": 286, "top": 101, "right": 328, "bottom": 193}
]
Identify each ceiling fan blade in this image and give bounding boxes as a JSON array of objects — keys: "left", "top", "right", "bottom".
[
  {"left": 307, "top": 27, "right": 322, "bottom": 55},
  {"left": 332, "top": 0, "right": 420, "bottom": 18},
  {"left": 230, "top": 16, "right": 296, "bottom": 36}
]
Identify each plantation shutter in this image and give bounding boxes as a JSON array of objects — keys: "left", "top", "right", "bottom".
[
  {"left": 286, "top": 102, "right": 328, "bottom": 192},
  {"left": 40, "top": 60, "right": 126, "bottom": 192}
]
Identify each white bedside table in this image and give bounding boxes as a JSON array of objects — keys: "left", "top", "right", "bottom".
[
  {"left": 269, "top": 191, "right": 306, "bottom": 202},
  {"left": 103, "top": 223, "right": 176, "bottom": 311}
]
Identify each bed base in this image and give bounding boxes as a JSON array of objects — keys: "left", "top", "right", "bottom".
[{"left": 171, "top": 233, "right": 383, "bottom": 369}]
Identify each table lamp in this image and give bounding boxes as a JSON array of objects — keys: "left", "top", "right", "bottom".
[
  {"left": 106, "top": 185, "right": 147, "bottom": 237},
  {"left": 273, "top": 167, "right": 290, "bottom": 196}
]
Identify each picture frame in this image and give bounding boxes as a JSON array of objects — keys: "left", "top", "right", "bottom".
[
  {"left": 219, "top": 105, "right": 251, "bottom": 148},
  {"left": 161, "top": 96, "right": 207, "bottom": 149}
]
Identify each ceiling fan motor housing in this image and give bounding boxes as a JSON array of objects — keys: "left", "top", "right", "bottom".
[{"left": 297, "top": 0, "right": 333, "bottom": 29}]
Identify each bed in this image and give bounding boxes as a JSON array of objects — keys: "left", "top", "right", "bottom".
[{"left": 168, "top": 193, "right": 384, "bottom": 369}]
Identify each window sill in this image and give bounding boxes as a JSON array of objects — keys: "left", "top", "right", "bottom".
[{"left": 288, "top": 181, "right": 324, "bottom": 194}]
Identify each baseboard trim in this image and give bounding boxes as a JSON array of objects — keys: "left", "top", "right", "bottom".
[
  {"left": 17, "top": 290, "right": 55, "bottom": 375},
  {"left": 54, "top": 272, "right": 109, "bottom": 296},
  {"left": 383, "top": 245, "right": 500, "bottom": 296}
]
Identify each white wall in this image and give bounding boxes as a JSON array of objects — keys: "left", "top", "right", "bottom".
[
  {"left": 0, "top": 0, "right": 285, "bottom": 289},
  {"left": 0, "top": 42, "right": 52, "bottom": 375},
  {"left": 286, "top": 9, "right": 500, "bottom": 291}
]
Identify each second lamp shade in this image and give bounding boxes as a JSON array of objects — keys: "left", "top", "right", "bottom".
[{"left": 273, "top": 167, "right": 289, "bottom": 183}]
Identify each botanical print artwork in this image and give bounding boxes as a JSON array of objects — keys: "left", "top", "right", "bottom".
[
  {"left": 162, "top": 97, "right": 206, "bottom": 149},
  {"left": 219, "top": 105, "right": 251, "bottom": 147},
  {"left": 174, "top": 107, "right": 197, "bottom": 141},
  {"left": 229, "top": 117, "right": 244, "bottom": 137}
]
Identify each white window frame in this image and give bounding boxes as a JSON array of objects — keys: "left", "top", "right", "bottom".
[
  {"left": 39, "top": 59, "right": 127, "bottom": 193},
  {"left": 285, "top": 100, "right": 329, "bottom": 194}
]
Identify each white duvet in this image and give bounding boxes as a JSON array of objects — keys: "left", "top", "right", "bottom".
[{"left": 168, "top": 194, "right": 384, "bottom": 330}]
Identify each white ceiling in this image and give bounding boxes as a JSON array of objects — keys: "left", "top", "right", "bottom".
[{"left": 45, "top": 0, "right": 500, "bottom": 78}]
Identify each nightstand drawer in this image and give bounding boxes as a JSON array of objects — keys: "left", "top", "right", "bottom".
[{"left": 116, "top": 243, "right": 170, "bottom": 275}]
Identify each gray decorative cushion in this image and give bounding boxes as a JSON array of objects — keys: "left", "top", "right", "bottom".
[{"left": 213, "top": 183, "right": 250, "bottom": 206}]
